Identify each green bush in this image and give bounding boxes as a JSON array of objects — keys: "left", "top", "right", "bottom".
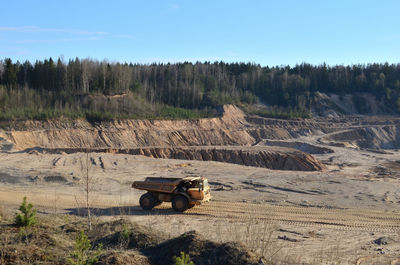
[
  {"left": 15, "top": 197, "right": 37, "bottom": 227},
  {"left": 85, "top": 111, "right": 115, "bottom": 123},
  {"left": 119, "top": 223, "right": 132, "bottom": 248},
  {"left": 121, "top": 224, "right": 131, "bottom": 241},
  {"left": 251, "top": 109, "right": 311, "bottom": 119},
  {"left": 173, "top": 252, "right": 194, "bottom": 265},
  {"left": 68, "top": 230, "right": 103, "bottom": 265},
  {"left": 159, "top": 106, "right": 203, "bottom": 119}
]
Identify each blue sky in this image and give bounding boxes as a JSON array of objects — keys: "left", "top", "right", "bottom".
[{"left": 1, "top": 0, "right": 399, "bottom": 66}]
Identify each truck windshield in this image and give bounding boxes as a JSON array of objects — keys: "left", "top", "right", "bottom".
[{"left": 189, "top": 179, "right": 208, "bottom": 190}]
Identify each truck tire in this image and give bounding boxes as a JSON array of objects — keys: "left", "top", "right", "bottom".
[
  {"left": 139, "top": 193, "right": 156, "bottom": 210},
  {"left": 172, "top": 195, "right": 189, "bottom": 212}
]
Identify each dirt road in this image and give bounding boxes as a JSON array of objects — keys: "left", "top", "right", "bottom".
[
  {"left": 184, "top": 201, "right": 400, "bottom": 233},
  {"left": 2, "top": 188, "right": 399, "bottom": 234}
]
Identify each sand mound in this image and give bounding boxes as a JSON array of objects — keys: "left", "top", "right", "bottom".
[
  {"left": 131, "top": 146, "right": 326, "bottom": 171},
  {"left": 93, "top": 220, "right": 261, "bottom": 265},
  {"left": 28, "top": 146, "right": 326, "bottom": 171},
  {"left": 312, "top": 92, "right": 393, "bottom": 116},
  {"left": 1, "top": 105, "right": 255, "bottom": 151},
  {"left": 94, "top": 219, "right": 165, "bottom": 250},
  {"left": 146, "top": 230, "right": 260, "bottom": 265},
  {"left": 4, "top": 103, "right": 327, "bottom": 172},
  {"left": 256, "top": 140, "right": 333, "bottom": 154},
  {"left": 322, "top": 125, "right": 400, "bottom": 150}
]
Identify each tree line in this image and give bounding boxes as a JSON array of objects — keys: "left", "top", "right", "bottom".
[{"left": 0, "top": 57, "right": 400, "bottom": 120}]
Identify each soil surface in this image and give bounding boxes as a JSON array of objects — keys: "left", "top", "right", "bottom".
[{"left": 1, "top": 105, "right": 400, "bottom": 264}]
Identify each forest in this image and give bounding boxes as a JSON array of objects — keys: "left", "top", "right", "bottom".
[{"left": 0, "top": 57, "right": 400, "bottom": 121}]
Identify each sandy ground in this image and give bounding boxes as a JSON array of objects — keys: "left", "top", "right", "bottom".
[
  {"left": 1, "top": 148, "right": 400, "bottom": 264},
  {"left": 1, "top": 116, "right": 400, "bottom": 264}
]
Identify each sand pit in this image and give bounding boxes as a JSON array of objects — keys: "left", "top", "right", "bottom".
[{"left": 1, "top": 110, "right": 400, "bottom": 263}]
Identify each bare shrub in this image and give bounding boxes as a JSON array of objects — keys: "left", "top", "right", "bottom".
[
  {"left": 53, "top": 189, "right": 60, "bottom": 215},
  {"left": 0, "top": 205, "right": 4, "bottom": 221},
  {"left": 75, "top": 152, "right": 98, "bottom": 230}
]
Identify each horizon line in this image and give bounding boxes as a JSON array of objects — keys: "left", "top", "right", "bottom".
[{"left": 1, "top": 56, "right": 400, "bottom": 68}]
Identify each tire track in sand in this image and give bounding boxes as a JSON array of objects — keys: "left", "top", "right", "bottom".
[{"left": 154, "top": 201, "right": 400, "bottom": 233}]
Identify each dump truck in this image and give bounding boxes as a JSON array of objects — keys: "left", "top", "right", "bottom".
[{"left": 132, "top": 176, "right": 211, "bottom": 212}]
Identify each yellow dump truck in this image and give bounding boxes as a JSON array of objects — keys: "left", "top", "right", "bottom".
[{"left": 132, "top": 176, "right": 211, "bottom": 212}]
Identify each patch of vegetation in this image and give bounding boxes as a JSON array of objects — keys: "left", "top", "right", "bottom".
[
  {"left": 250, "top": 109, "right": 311, "bottom": 119},
  {"left": 67, "top": 230, "right": 103, "bottom": 265},
  {"left": 119, "top": 223, "right": 131, "bottom": 248},
  {"left": 0, "top": 108, "right": 81, "bottom": 121},
  {"left": 158, "top": 106, "right": 205, "bottom": 120},
  {"left": 15, "top": 197, "right": 37, "bottom": 227},
  {"left": 173, "top": 252, "right": 195, "bottom": 265},
  {"left": 1, "top": 58, "right": 400, "bottom": 122},
  {"left": 0, "top": 106, "right": 213, "bottom": 122},
  {"left": 0, "top": 206, "right": 4, "bottom": 221}
]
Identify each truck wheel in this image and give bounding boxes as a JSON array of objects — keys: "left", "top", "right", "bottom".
[
  {"left": 172, "top": 195, "right": 189, "bottom": 212},
  {"left": 139, "top": 193, "right": 156, "bottom": 210}
]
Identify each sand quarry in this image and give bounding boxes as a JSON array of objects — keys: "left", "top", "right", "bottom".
[{"left": 1, "top": 105, "right": 400, "bottom": 264}]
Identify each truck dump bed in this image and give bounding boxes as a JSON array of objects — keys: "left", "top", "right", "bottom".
[
  {"left": 143, "top": 177, "right": 182, "bottom": 183},
  {"left": 132, "top": 176, "right": 202, "bottom": 194},
  {"left": 132, "top": 177, "right": 180, "bottom": 193}
]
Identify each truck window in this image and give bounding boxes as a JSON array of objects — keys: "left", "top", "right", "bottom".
[{"left": 191, "top": 181, "right": 201, "bottom": 189}]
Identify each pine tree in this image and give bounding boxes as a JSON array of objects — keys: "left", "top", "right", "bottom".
[{"left": 15, "top": 197, "right": 37, "bottom": 227}]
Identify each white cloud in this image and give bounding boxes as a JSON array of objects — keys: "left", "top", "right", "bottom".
[
  {"left": 0, "top": 47, "right": 30, "bottom": 56},
  {"left": 15, "top": 37, "right": 103, "bottom": 44},
  {"left": 163, "top": 3, "right": 179, "bottom": 13},
  {"left": 0, "top": 26, "right": 107, "bottom": 36},
  {"left": 0, "top": 25, "right": 134, "bottom": 43},
  {"left": 112, "top": 34, "right": 135, "bottom": 39}
]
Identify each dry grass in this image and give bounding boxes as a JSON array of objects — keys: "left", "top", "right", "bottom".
[
  {"left": 1, "top": 194, "right": 391, "bottom": 265},
  {"left": 208, "top": 221, "right": 280, "bottom": 259},
  {"left": 0, "top": 215, "right": 76, "bottom": 264},
  {"left": 86, "top": 200, "right": 348, "bottom": 265},
  {"left": 0, "top": 213, "right": 265, "bottom": 265},
  {"left": 0, "top": 205, "right": 4, "bottom": 221},
  {"left": 0, "top": 203, "right": 389, "bottom": 265}
]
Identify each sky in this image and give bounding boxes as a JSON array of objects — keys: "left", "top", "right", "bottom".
[{"left": 1, "top": 0, "right": 399, "bottom": 66}]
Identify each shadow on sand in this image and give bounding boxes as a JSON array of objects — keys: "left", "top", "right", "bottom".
[{"left": 65, "top": 205, "right": 208, "bottom": 217}]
